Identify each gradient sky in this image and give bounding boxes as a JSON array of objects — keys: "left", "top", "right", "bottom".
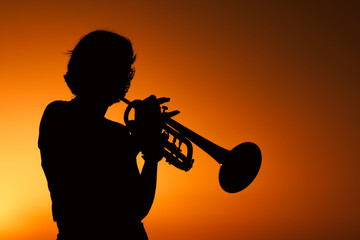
[{"left": 0, "top": 0, "right": 359, "bottom": 239}]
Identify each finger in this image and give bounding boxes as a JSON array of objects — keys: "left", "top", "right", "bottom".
[
  {"left": 156, "top": 97, "right": 170, "bottom": 105},
  {"left": 163, "top": 110, "right": 180, "bottom": 118},
  {"left": 144, "top": 95, "right": 157, "bottom": 102}
]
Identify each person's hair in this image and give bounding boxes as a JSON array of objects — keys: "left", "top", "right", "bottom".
[{"left": 64, "top": 30, "right": 136, "bottom": 96}]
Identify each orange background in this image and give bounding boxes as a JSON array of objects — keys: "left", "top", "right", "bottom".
[{"left": 0, "top": 1, "right": 359, "bottom": 239}]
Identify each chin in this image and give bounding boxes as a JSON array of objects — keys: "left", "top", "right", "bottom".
[
  {"left": 113, "top": 98, "right": 121, "bottom": 104},
  {"left": 108, "top": 96, "right": 122, "bottom": 106}
]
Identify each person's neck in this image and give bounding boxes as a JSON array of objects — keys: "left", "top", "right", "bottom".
[{"left": 71, "top": 96, "right": 109, "bottom": 119}]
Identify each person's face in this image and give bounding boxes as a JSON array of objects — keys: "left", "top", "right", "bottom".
[
  {"left": 78, "top": 53, "right": 133, "bottom": 107},
  {"left": 96, "top": 65, "right": 131, "bottom": 107}
]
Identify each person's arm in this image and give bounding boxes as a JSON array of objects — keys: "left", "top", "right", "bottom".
[
  {"left": 136, "top": 156, "right": 158, "bottom": 220},
  {"left": 38, "top": 101, "right": 73, "bottom": 221},
  {"left": 132, "top": 95, "right": 166, "bottom": 220}
]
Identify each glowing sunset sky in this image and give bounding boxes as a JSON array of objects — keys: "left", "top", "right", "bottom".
[{"left": 0, "top": 1, "right": 359, "bottom": 239}]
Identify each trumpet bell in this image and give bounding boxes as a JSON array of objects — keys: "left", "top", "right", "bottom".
[{"left": 219, "top": 142, "right": 262, "bottom": 193}]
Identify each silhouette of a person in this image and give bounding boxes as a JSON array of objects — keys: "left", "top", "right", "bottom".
[{"left": 38, "top": 30, "right": 163, "bottom": 240}]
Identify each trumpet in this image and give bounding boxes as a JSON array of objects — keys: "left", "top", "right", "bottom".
[{"left": 122, "top": 97, "right": 261, "bottom": 193}]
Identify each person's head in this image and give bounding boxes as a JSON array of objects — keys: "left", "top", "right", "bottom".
[{"left": 64, "top": 30, "right": 136, "bottom": 105}]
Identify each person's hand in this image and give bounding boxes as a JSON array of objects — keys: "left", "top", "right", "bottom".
[{"left": 134, "top": 95, "right": 169, "bottom": 162}]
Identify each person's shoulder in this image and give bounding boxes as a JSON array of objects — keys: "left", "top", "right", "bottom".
[
  {"left": 44, "top": 100, "right": 69, "bottom": 112},
  {"left": 41, "top": 100, "right": 70, "bottom": 123},
  {"left": 39, "top": 101, "right": 71, "bottom": 147}
]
